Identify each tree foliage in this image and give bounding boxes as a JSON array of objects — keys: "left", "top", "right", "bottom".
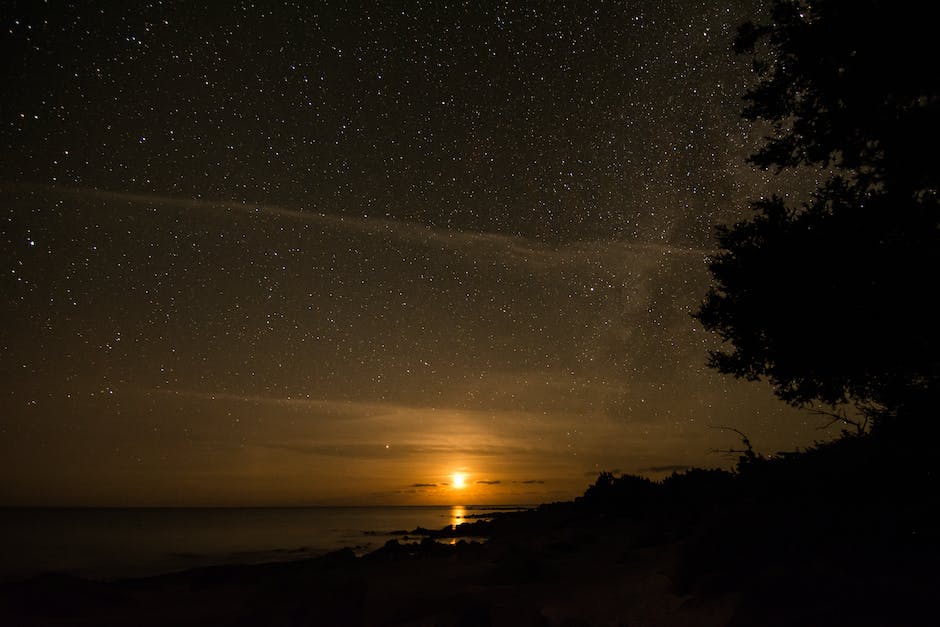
[{"left": 696, "top": 0, "right": 939, "bottom": 428}]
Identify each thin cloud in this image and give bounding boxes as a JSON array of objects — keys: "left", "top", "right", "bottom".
[
  {"left": 475, "top": 480, "right": 501, "bottom": 485},
  {"left": 20, "top": 184, "right": 716, "bottom": 271},
  {"left": 249, "top": 440, "right": 551, "bottom": 461}
]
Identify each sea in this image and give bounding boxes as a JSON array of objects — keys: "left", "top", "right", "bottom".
[{"left": 0, "top": 505, "right": 530, "bottom": 583}]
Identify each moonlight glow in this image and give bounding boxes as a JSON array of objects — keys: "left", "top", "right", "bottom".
[{"left": 0, "top": 0, "right": 819, "bottom": 508}]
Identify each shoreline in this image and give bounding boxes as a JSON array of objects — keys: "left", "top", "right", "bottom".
[
  {"left": 0, "top": 505, "right": 528, "bottom": 584},
  {"left": 3, "top": 446, "right": 937, "bottom": 626},
  {"left": 1, "top": 505, "right": 730, "bottom": 627}
]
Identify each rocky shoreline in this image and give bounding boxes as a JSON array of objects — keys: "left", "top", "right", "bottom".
[{"left": 3, "top": 438, "right": 937, "bottom": 626}]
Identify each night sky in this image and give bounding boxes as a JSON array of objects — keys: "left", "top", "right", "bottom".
[{"left": 2, "top": 1, "right": 818, "bottom": 506}]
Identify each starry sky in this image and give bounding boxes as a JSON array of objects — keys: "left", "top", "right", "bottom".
[{"left": 2, "top": 1, "right": 819, "bottom": 506}]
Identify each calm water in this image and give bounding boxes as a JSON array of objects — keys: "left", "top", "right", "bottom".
[{"left": 0, "top": 505, "right": 528, "bottom": 582}]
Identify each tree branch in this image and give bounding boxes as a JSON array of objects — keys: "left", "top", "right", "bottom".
[
  {"left": 708, "top": 425, "right": 758, "bottom": 462},
  {"left": 808, "top": 407, "right": 867, "bottom": 434}
]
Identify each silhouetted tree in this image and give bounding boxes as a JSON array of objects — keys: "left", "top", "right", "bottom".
[
  {"left": 580, "top": 472, "right": 657, "bottom": 513},
  {"left": 696, "top": 0, "right": 939, "bottom": 431}
]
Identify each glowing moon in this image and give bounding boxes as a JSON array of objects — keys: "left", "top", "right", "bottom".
[{"left": 451, "top": 473, "right": 467, "bottom": 489}]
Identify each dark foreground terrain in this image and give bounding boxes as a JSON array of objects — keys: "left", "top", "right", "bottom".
[{"left": 2, "top": 433, "right": 937, "bottom": 626}]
